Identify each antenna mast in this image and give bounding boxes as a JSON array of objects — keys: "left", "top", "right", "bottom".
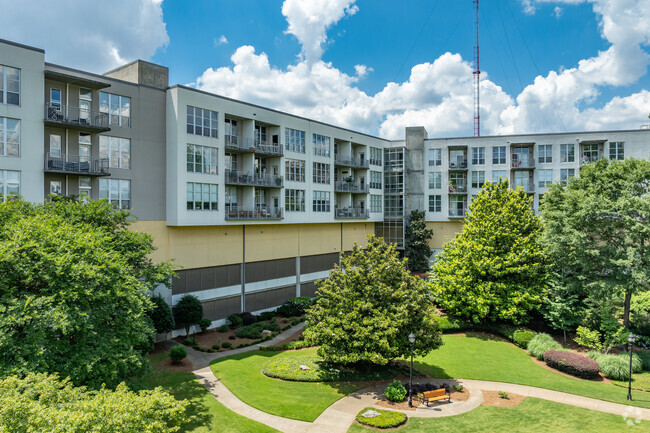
[{"left": 473, "top": 0, "right": 480, "bottom": 137}]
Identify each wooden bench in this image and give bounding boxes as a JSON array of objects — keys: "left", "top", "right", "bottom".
[{"left": 422, "top": 388, "right": 450, "bottom": 406}]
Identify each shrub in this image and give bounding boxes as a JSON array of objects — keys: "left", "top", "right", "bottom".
[
  {"left": 260, "top": 311, "right": 276, "bottom": 321},
  {"left": 513, "top": 330, "right": 536, "bottom": 349},
  {"left": 355, "top": 408, "right": 407, "bottom": 429},
  {"left": 498, "top": 391, "right": 509, "bottom": 399},
  {"left": 169, "top": 346, "right": 187, "bottom": 364},
  {"left": 222, "top": 342, "right": 232, "bottom": 349},
  {"left": 276, "top": 297, "right": 312, "bottom": 317},
  {"left": 228, "top": 314, "right": 243, "bottom": 329},
  {"left": 173, "top": 294, "right": 204, "bottom": 337},
  {"left": 290, "top": 319, "right": 300, "bottom": 326},
  {"left": 527, "top": 333, "right": 563, "bottom": 360},
  {"left": 199, "top": 318, "right": 212, "bottom": 333},
  {"left": 236, "top": 321, "right": 281, "bottom": 340},
  {"left": 384, "top": 380, "right": 407, "bottom": 402},
  {"left": 228, "top": 335, "right": 236, "bottom": 340},
  {"left": 637, "top": 350, "right": 650, "bottom": 371},
  {"left": 588, "top": 352, "right": 642, "bottom": 380},
  {"left": 543, "top": 350, "right": 600, "bottom": 379},
  {"left": 149, "top": 294, "right": 175, "bottom": 334},
  {"left": 211, "top": 344, "right": 221, "bottom": 350},
  {"left": 453, "top": 384, "right": 464, "bottom": 392},
  {"left": 183, "top": 337, "right": 198, "bottom": 347},
  {"left": 574, "top": 326, "right": 603, "bottom": 351},
  {"left": 218, "top": 324, "right": 229, "bottom": 333},
  {"left": 275, "top": 304, "right": 294, "bottom": 317},
  {"left": 437, "top": 316, "right": 472, "bottom": 333},
  {"left": 240, "top": 312, "right": 258, "bottom": 326}
]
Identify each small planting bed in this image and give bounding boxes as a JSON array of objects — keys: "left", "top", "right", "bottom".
[
  {"left": 355, "top": 407, "right": 407, "bottom": 429},
  {"left": 481, "top": 390, "right": 525, "bottom": 407}
]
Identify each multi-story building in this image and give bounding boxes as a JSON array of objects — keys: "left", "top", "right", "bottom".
[{"left": 2, "top": 37, "right": 649, "bottom": 336}]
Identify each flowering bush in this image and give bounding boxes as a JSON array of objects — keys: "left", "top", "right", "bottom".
[{"left": 543, "top": 350, "right": 600, "bottom": 379}]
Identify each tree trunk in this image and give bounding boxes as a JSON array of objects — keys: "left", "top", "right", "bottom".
[
  {"left": 623, "top": 289, "right": 632, "bottom": 328},
  {"left": 563, "top": 329, "right": 567, "bottom": 343}
]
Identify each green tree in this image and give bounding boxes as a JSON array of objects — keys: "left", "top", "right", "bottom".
[
  {"left": 430, "top": 179, "right": 549, "bottom": 324},
  {"left": 173, "top": 294, "right": 204, "bottom": 337},
  {"left": 0, "top": 197, "right": 174, "bottom": 388},
  {"left": 303, "top": 235, "right": 442, "bottom": 365},
  {"left": 541, "top": 158, "right": 650, "bottom": 327},
  {"left": 0, "top": 373, "right": 188, "bottom": 433},
  {"left": 150, "top": 294, "right": 175, "bottom": 335},
  {"left": 404, "top": 210, "right": 434, "bottom": 273}
]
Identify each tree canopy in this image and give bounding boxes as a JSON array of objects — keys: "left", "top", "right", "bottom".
[
  {"left": 303, "top": 235, "right": 442, "bottom": 365},
  {"left": 430, "top": 179, "right": 549, "bottom": 324},
  {"left": 404, "top": 210, "right": 434, "bottom": 274}
]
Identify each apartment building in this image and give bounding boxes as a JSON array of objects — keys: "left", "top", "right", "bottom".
[{"left": 1, "top": 37, "right": 649, "bottom": 336}]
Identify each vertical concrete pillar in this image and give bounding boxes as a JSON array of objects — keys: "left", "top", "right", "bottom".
[
  {"left": 241, "top": 225, "right": 246, "bottom": 312},
  {"left": 405, "top": 127, "right": 427, "bottom": 215},
  {"left": 295, "top": 256, "right": 301, "bottom": 297}
]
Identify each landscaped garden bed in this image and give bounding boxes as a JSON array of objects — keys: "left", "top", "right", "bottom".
[{"left": 355, "top": 408, "right": 407, "bottom": 429}]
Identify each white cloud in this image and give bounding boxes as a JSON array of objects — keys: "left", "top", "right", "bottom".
[
  {"left": 0, "top": 0, "right": 168, "bottom": 73},
  {"left": 554, "top": 6, "right": 564, "bottom": 18},
  {"left": 354, "top": 64, "right": 372, "bottom": 78},
  {"left": 214, "top": 35, "right": 229, "bottom": 46}
]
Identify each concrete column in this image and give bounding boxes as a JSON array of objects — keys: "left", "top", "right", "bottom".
[
  {"left": 295, "top": 256, "right": 301, "bottom": 297},
  {"left": 405, "top": 126, "right": 427, "bottom": 214}
]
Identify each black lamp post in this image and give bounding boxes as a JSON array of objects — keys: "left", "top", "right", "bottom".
[
  {"left": 628, "top": 333, "right": 636, "bottom": 401},
  {"left": 408, "top": 332, "right": 416, "bottom": 408}
]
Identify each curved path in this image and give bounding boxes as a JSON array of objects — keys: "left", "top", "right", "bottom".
[{"left": 168, "top": 325, "right": 650, "bottom": 433}]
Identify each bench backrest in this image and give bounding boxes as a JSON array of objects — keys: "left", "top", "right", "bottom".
[{"left": 423, "top": 389, "right": 446, "bottom": 398}]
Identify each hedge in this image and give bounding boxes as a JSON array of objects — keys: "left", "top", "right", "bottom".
[
  {"left": 355, "top": 408, "right": 407, "bottom": 429},
  {"left": 235, "top": 321, "right": 281, "bottom": 339},
  {"left": 543, "top": 350, "right": 600, "bottom": 379},
  {"left": 637, "top": 350, "right": 650, "bottom": 371},
  {"left": 527, "top": 333, "right": 564, "bottom": 360},
  {"left": 587, "top": 351, "right": 643, "bottom": 380}
]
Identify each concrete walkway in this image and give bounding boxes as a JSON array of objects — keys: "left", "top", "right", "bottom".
[{"left": 169, "top": 325, "right": 650, "bottom": 432}]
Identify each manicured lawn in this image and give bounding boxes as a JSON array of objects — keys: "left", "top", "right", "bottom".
[
  {"left": 613, "top": 372, "right": 650, "bottom": 392},
  {"left": 347, "top": 398, "right": 643, "bottom": 432},
  {"left": 210, "top": 348, "right": 366, "bottom": 422},
  {"left": 135, "top": 353, "right": 278, "bottom": 433},
  {"left": 415, "top": 334, "right": 650, "bottom": 409}
]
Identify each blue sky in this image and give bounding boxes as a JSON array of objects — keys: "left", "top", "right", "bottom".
[{"left": 1, "top": 0, "right": 649, "bottom": 138}]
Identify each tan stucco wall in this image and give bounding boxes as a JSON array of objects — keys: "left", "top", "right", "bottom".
[{"left": 426, "top": 221, "right": 464, "bottom": 249}]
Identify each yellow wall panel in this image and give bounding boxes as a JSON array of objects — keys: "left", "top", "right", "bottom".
[
  {"left": 341, "top": 222, "right": 374, "bottom": 251},
  {"left": 298, "top": 224, "right": 342, "bottom": 256},
  {"left": 244, "top": 224, "right": 300, "bottom": 262},
  {"left": 426, "top": 221, "right": 464, "bottom": 249}
]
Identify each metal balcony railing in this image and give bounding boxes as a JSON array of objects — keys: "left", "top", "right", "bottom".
[
  {"left": 580, "top": 154, "right": 602, "bottom": 165},
  {"left": 334, "top": 182, "right": 369, "bottom": 193},
  {"left": 224, "top": 169, "right": 283, "bottom": 187},
  {"left": 448, "top": 183, "right": 467, "bottom": 193},
  {"left": 511, "top": 158, "right": 535, "bottom": 169},
  {"left": 225, "top": 205, "right": 283, "bottom": 220},
  {"left": 449, "top": 158, "right": 468, "bottom": 169},
  {"left": 44, "top": 103, "right": 109, "bottom": 130},
  {"left": 224, "top": 136, "right": 283, "bottom": 156},
  {"left": 44, "top": 153, "right": 110, "bottom": 176},
  {"left": 334, "top": 155, "right": 369, "bottom": 169},
  {"left": 335, "top": 208, "right": 370, "bottom": 219},
  {"left": 449, "top": 208, "right": 466, "bottom": 218}
]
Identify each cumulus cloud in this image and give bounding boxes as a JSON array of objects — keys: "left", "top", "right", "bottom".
[{"left": 0, "top": 0, "right": 168, "bottom": 73}]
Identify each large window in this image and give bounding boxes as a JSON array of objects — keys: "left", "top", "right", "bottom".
[
  {"left": 187, "top": 144, "right": 218, "bottom": 174},
  {"left": 538, "top": 169, "right": 553, "bottom": 187},
  {"left": 370, "top": 147, "right": 382, "bottom": 166},
  {"left": 471, "top": 171, "right": 485, "bottom": 188},
  {"left": 285, "top": 189, "right": 305, "bottom": 212},
  {"left": 582, "top": 144, "right": 600, "bottom": 162},
  {"left": 428, "top": 195, "right": 441, "bottom": 212},
  {"left": 285, "top": 128, "right": 305, "bottom": 153},
  {"left": 285, "top": 159, "right": 305, "bottom": 182},
  {"left": 313, "top": 134, "right": 330, "bottom": 157},
  {"left": 560, "top": 168, "right": 575, "bottom": 184},
  {"left": 428, "top": 172, "right": 442, "bottom": 189},
  {"left": 100, "top": 179, "right": 131, "bottom": 208},
  {"left": 225, "top": 118, "right": 238, "bottom": 143},
  {"left": 609, "top": 142, "right": 625, "bottom": 160},
  {"left": 370, "top": 194, "right": 382, "bottom": 213},
  {"left": 79, "top": 177, "right": 91, "bottom": 197},
  {"left": 186, "top": 182, "right": 218, "bottom": 211},
  {"left": 428, "top": 148, "right": 442, "bottom": 166},
  {"left": 49, "top": 134, "right": 62, "bottom": 158},
  {"left": 492, "top": 146, "right": 506, "bottom": 164},
  {"left": 99, "top": 136, "right": 130, "bottom": 169},
  {"left": 370, "top": 171, "right": 382, "bottom": 189},
  {"left": 492, "top": 170, "right": 507, "bottom": 183},
  {"left": 186, "top": 106, "right": 217, "bottom": 138},
  {"left": 0, "top": 117, "right": 19, "bottom": 157},
  {"left": 312, "top": 191, "right": 330, "bottom": 212},
  {"left": 0, "top": 170, "right": 19, "bottom": 199},
  {"left": 538, "top": 145, "right": 552, "bottom": 163},
  {"left": 471, "top": 147, "right": 485, "bottom": 165},
  {"left": 560, "top": 144, "right": 575, "bottom": 163},
  {"left": 0, "top": 65, "right": 20, "bottom": 106},
  {"left": 99, "top": 92, "right": 131, "bottom": 127},
  {"left": 312, "top": 162, "right": 330, "bottom": 184}
]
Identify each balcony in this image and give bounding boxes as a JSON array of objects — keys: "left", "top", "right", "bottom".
[
  {"left": 448, "top": 183, "right": 467, "bottom": 194},
  {"left": 334, "top": 155, "right": 369, "bottom": 169},
  {"left": 335, "top": 208, "right": 370, "bottom": 219},
  {"left": 334, "top": 182, "right": 369, "bottom": 194},
  {"left": 580, "top": 154, "right": 602, "bottom": 166},
  {"left": 224, "top": 169, "right": 283, "bottom": 188},
  {"left": 449, "top": 158, "right": 468, "bottom": 170},
  {"left": 44, "top": 103, "right": 110, "bottom": 132},
  {"left": 511, "top": 158, "right": 535, "bottom": 169},
  {"left": 224, "top": 136, "right": 283, "bottom": 156},
  {"left": 225, "top": 205, "right": 283, "bottom": 220},
  {"left": 44, "top": 153, "right": 110, "bottom": 176},
  {"left": 449, "top": 208, "right": 466, "bottom": 218}
]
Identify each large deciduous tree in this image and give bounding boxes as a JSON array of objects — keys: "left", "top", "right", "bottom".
[
  {"left": 541, "top": 158, "right": 650, "bottom": 328},
  {"left": 303, "top": 235, "right": 442, "bottom": 365},
  {"left": 0, "top": 197, "right": 175, "bottom": 388},
  {"left": 430, "top": 180, "right": 549, "bottom": 324},
  {"left": 405, "top": 210, "right": 434, "bottom": 274}
]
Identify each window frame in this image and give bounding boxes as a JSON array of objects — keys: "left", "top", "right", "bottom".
[
  {"left": 313, "top": 134, "right": 331, "bottom": 157},
  {"left": 492, "top": 146, "right": 506, "bottom": 164},
  {"left": 428, "top": 195, "right": 442, "bottom": 212},
  {"left": 0, "top": 117, "right": 20, "bottom": 157},
  {"left": 471, "top": 147, "right": 485, "bottom": 165},
  {"left": 99, "top": 136, "right": 131, "bottom": 169},
  {"left": 186, "top": 182, "right": 218, "bottom": 211},
  {"left": 285, "top": 189, "right": 306, "bottom": 212},
  {"left": 538, "top": 145, "right": 553, "bottom": 163},
  {"left": 312, "top": 190, "right": 331, "bottom": 212}
]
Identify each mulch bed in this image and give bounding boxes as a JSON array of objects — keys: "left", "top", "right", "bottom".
[{"left": 481, "top": 390, "right": 525, "bottom": 407}]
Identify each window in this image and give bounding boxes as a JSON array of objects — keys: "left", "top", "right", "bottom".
[
  {"left": 449, "top": 172, "right": 466, "bottom": 193},
  {"left": 560, "top": 144, "right": 575, "bottom": 162},
  {"left": 429, "top": 195, "right": 441, "bottom": 212},
  {"left": 49, "top": 135, "right": 62, "bottom": 158},
  {"left": 560, "top": 168, "right": 575, "bottom": 184},
  {"left": 609, "top": 142, "right": 624, "bottom": 160},
  {"left": 254, "top": 124, "right": 267, "bottom": 145},
  {"left": 50, "top": 181, "right": 62, "bottom": 196},
  {"left": 492, "top": 146, "right": 506, "bottom": 164},
  {"left": 370, "top": 147, "right": 382, "bottom": 166},
  {"left": 538, "top": 145, "right": 552, "bottom": 163},
  {"left": 79, "top": 133, "right": 91, "bottom": 163},
  {"left": 100, "top": 92, "right": 131, "bottom": 127},
  {"left": 370, "top": 194, "right": 382, "bottom": 213},
  {"left": 225, "top": 186, "right": 237, "bottom": 209},
  {"left": 492, "top": 170, "right": 507, "bottom": 183},
  {"left": 538, "top": 169, "right": 553, "bottom": 187},
  {"left": 186, "top": 106, "right": 217, "bottom": 138},
  {"left": 100, "top": 179, "right": 130, "bottom": 208},
  {"left": 99, "top": 136, "right": 130, "bottom": 169},
  {"left": 370, "top": 171, "right": 382, "bottom": 189},
  {"left": 0, "top": 66, "right": 20, "bottom": 105},
  {"left": 285, "top": 159, "right": 305, "bottom": 182},
  {"left": 0, "top": 170, "right": 19, "bottom": 199},
  {"left": 582, "top": 144, "right": 600, "bottom": 162},
  {"left": 428, "top": 172, "right": 442, "bottom": 189},
  {"left": 285, "top": 189, "right": 305, "bottom": 212},
  {"left": 50, "top": 88, "right": 61, "bottom": 108},
  {"left": 79, "top": 177, "right": 91, "bottom": 197},
  {"left": 312, "top": 162, "right": 330, "bottom": 184},
  {"left": 225, "top": 118, "right": 238, "bottom": 144},
  {"left": 186, "top": 144, "right": 218, "bottom": 174},
  {"left": 312, "top": 191, "right": 330, "bottom": 212},
  {"left": 285, "top": 128, "right": 305, "bottom": 153},
  {"left": 313, "top": 134, "right": 330, "bottom": 157},
  {"left": 471, "top": 171, "right": 485, "bottom": 188},
  {"left": 471, "top": 147, "right": 485, "bottom": 165},
  {"left": 0, "top": 117, "right": 19, "bottom": 157},
  {"left": 79, "top": 88, "right": 92, "bottom": 101},
  {"left": 186, "top": 182, "right": 218, "bottom": 210},
  {"left": 428, "top": 148, "right": 442, "bottom": 166}
]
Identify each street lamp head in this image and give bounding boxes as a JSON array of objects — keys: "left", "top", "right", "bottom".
[
  {"left": 628, "top": 333, "right": 636, "bottom": 344},
  {"left": 408, "top": 333, "right": 416, "bottom": 344}
]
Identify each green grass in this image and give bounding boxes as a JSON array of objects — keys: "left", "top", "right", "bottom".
[
  {"left": 612, "top": 372, "right": 650, "bottom": 392},
  {"left": 415, "top": 333, "right": 650, "bottom": 409},
  {"left": 347, "top": 398, "right": 644, "bottom": 432},
  {"left": 135, "top": 353, "right": 278, "bottom": 433},
  {"left": 210, "top": 349, "right": 367, "bottom": 422}
]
